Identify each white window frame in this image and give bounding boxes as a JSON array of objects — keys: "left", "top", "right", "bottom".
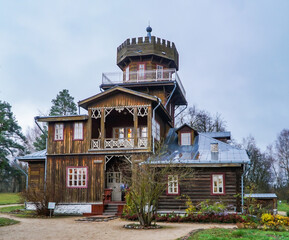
[
  {"left": 113, "top": 127, "right": 134, "bottom": 139},
  {"left": 212, "top": 174, "right": 224, "bottom": 194},
  {"left": 168, "top": 175, "right": 179, "bottom": 194},
  {"left": 138, "top": 63, "right": 145, "bottom": 80},
  {"left": 67, "top": 167, "right": 88, "bottom": 188},
  {"left": 54, "top": 123, "right": 64, "bottom": 141},
  {"left": 181, "top": 132, "right": 191, "bottom": 146},
  {"left": 156, "top": 65, "right": 163, "bottom": 79},
  {"left": 74, "top": 122, "right": 83, "bottom": 140},
  {"left": 125, "top": 66, "right": 130, "bottom": 81}
]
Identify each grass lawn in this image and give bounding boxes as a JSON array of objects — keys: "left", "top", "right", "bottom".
[
  {"left": 185, "top": 228, "right": 289, "bottom": 240},
  {"left": 0, "top": 205, "right": 25, "bottom": 213},
  {"left": 0, "top": 193, "right": 22, "bottom": 205},
  {"left": 278, "top": 200, "right": 289, "bottom": 212},
  {"left": 0, "top": 217, "right": 19, "bottom": 227}
]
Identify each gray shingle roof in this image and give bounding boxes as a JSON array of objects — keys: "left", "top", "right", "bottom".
[
  {"left": 148, "top": 128, "right": 250, "bottom": 165},
  {"left": 17, "top": 149, "right": 46, "bottom": 161}
]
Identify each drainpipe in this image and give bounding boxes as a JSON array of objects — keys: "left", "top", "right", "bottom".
[
  {"left": 241, "top": 162, "right": 251, "bottom": 213},
  {"left": 34, "top": 116, "right": 48, "bottom": 191},
  {"left": 152, "top": 97, "right": 161, "bottom": 154},
  {"left": 164, "top": 81, "right": 176, "bottom": 109}
]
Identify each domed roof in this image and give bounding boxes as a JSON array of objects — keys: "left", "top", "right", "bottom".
[{"left": 146, "top": 25, "right": 152, "bottom": 33}]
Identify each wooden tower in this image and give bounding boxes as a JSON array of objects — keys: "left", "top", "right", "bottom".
[{"left": 100, "top": 26, "right": 187, "bottom": 126}]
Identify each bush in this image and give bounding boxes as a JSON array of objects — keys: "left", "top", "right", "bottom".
[
  {"left": 287, "top": 211, "right": 289, "bottom": 217},
  {"left": 261, "top": 213, "right": 289, "bottom": 231}
]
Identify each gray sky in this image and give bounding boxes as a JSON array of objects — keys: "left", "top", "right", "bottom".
[{"left": 1, "top": 1, "right": 288, "bottom": 150}]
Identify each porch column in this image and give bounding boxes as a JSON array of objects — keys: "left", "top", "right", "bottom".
[
  {"left": 101, "top": 108, "right": 105, "bottom": 149},
  {"left": 147, "top": 106, "right": 152, "bottom": 150},
  {"left": 134, "top": 107, "right": 138, "bottom": 148}
]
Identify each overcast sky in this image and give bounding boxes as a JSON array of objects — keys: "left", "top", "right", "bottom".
[{"left": 1, "top": 1, "right": 288, "bottom": 150}]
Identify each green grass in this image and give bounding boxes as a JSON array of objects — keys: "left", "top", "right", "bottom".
[
  {"left": 0, "top": 217, "right": 19, "bottom": 227},
  {"left": 0, "top": 205, "right": 25, "bottom": 213},
  {"left": 185, "top": 228, "right": 289, "bottom": 240},
  {"left": 0, "top": 193, "right": 22, "bottom": 205},
  {"left": 278, "top": 200, "right": 289, "bottom": 212}
]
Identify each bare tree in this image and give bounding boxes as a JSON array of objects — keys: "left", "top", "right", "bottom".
[
  {"left": 176, "top": 105, "right": 227, "bottom": 132},
  {"left": 275, "top": 129, "right": 289, "bottom": 187}
]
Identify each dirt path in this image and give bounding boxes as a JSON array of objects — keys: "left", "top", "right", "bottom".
[
  {"left": 0, "top": 204, "right": 23, "bottom": 208},
  {"left": 0, "top": 213, "right": 236, "bottom": 240}
]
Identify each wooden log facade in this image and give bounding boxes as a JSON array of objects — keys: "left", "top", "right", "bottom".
[{"left": 19, "top": 28, "right": 249, "bottom": 215}]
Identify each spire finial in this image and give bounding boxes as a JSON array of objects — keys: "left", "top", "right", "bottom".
[{"left": 146, "top": 23, "right": 152, "bottom": 42}]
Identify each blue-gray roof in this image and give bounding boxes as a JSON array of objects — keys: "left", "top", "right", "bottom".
[
  {"left": 148, "top": 128, "right": 249, "bottom": 165},
  {"left": 201, "top": 131, "right": 231, "bottom": 139},
  {"left": 245, "top": 193, "right": 277, "bottom": 199},
  {"left": 17, "top": 149, "right": 47, "bottom": 161}
]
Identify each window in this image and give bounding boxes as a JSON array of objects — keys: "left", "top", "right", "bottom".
[
  {"left": 181, "top": 133, "right": 191, "bottom": 146},
  {"left": 113, "top": 127, "right": 134, "bottom": 139},
  {"left": 54, "top": 123, "right": 64, "bottom": 141},
  {"left": 138, "top": 63, "right": 145, "bottom": 80},
  {"left": 125, "top": 66, "right": 130, "bottom": 81},
  {"left": 74, "top": 122, "right": 83, "bottom": 140},
  {"left": 167, "top": 175, "right": 179, "bottom": 195},
  {"left": 156, "top": 65, "right": 163, "bottom": 79},
  {"left": 152, "top": 119, "right": 160, "bottom": 141},
  {"left": 67, "top": 167, "right": 87, "bottom": 188},
  {"left": 138, "top": 126, "right": 148, "bottom": 138},
  {"left": 211, "top": 174, "right": 225, "bottom": 195}
]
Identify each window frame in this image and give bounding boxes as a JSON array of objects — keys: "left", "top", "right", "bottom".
[
  {"left": 180, "top": 132, "right": 191, "bottom": 146},
  {"left": 54, "top": 123, "right": 64, "bottom": 141},
  {"left": 156, "top": 65, "right": 163, "bottom": 79},
  {"left": 137, "top": 63, "right": 146, "bottom": 80},
  {"left": 211, "top": 173, "right": 225, "bottom": 195},
  {"left": 166, "top": 175, "right": 180, "bottom": 196},
  {"left": 66, "top": 166, "right": 88, "bottom": 188},
  {"left": 73, "top": 122, "right": 83, "bottom": 140},
  {"left": 125, "top": 66, "right": 130, "bottom": 81}
]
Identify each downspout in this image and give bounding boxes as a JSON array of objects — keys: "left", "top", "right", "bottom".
[
  {"left": 152, "top": 97, "right": 161, "bottom": 154},
  {"left": 164, "top": 81, "right": 177, "bottom": 108},
  {"left": 34, "top": 116, "right": 48, "bottom": 191},
  {"left": 241, "top": 162, "right": 251, "bottom": 213}
]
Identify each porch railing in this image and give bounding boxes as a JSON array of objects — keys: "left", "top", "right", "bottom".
[
  {"left": 91, "top": 138, "right": 148, "bottom": 150},
  {"left": 102, "top": 68, "right": 186, "bottom": 97}
]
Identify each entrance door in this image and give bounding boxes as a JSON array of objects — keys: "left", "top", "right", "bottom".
[{"left": 106, "top": 172, "right": 122, "bottom": 201}]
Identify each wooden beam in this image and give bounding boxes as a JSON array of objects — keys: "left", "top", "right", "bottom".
[
  {"left": 147, "top": 105, "right": 152, "bottom": 151},
  {"left": 100, "top": 109, "right": 105, "bottom": 148},
  {"left": 134, "top": 107, "right": 138, "bottom": 148}
]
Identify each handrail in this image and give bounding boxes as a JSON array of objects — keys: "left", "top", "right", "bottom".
[{"left": 101, "top": 68, "right": 186, "bottom": 97}]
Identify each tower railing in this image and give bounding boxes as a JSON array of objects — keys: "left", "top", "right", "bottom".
[{"left": 102, "top": 68, "right": 186, "bottom": 97}]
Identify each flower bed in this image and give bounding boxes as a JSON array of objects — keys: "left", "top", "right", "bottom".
[{"left": 122, "top": 212, "right": 245, "bottom": 224}]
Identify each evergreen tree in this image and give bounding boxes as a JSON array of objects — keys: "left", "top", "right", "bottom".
[
  {"left": 33, "top": 125, "right": 48, "bottom": 151},
  {"left": 0, "top": 100, "right": 27, "bottom": 192},
  {"left": 49, "top": 89, "right": 77, "bottom": 116}
]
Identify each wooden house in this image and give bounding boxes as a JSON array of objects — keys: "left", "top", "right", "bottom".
[{"left": 19, "top": 27, "right": 250, "bottom": 215}]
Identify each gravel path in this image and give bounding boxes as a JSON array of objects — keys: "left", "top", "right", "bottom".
[{"left": 0, "top": 212, "right": 236, "bottom": 240}]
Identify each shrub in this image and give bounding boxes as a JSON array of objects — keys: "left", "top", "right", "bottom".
[{"left": 261, "top": 213, "right": 289, "bottom": 231}]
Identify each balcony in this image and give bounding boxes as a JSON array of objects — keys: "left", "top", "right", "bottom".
[
  {"left": 102, "top": 68, "right": 186, "bottom": 98},
  {"left": 91, "top": 138, "right": 148, "bottom": 150}
]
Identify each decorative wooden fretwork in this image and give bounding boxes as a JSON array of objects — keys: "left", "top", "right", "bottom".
[
  {"left": 137, "top": 106, "right": 148, "bottom": 117},
  {"left": 105, "top": 155, "right": 132, "bottom": 170},
  {"left": 91, "top": 139, "right": 101, "bottom": 149},
  {"left": 138, "top": 137, "right": 148, "bottom": 148},
  {"left": 91, "top": 108, "right": 101, "bottom": 119},
  {"left": 104, "top": 138, "right": 134, "bottom": 149}
]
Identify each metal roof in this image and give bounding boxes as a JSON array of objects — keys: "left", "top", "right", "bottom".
[
  {"left": 17, "top": 149, "right": 46, "bottom": 161},
  {"left": 245, "top": 193, "right": 277, "bottom": 199},
  {"left": 201, "top": 131, "right": 231, "bottom": 139},
  {"left": 148, "top": 128, "right": 250, "bottom": 165}
]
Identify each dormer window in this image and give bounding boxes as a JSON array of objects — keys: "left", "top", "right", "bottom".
[{"left": 181, "top": 132, "right": 191, "bottom": 146}]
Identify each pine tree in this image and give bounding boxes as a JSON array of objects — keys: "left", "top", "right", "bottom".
[
  {"left": 49, "top": 89, "right": 77, "bottom": 116},
  {"left": 33, "top": 125, "right": 48, "bottom": 151},
  {"left": 0, "top": 100, "right": 27, "bottom": 192}
]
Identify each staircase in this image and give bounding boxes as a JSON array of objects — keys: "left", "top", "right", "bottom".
[{"left": 103, "top": 204, "right": 118, "bottom": 216}]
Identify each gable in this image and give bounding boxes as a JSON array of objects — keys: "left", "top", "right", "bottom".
[{"left": 78, "top": 86, "right": 157, "bottom": 110}]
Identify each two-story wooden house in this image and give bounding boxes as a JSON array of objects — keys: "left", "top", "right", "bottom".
[{"left": 19, "top": 27, "right": 250, "bottom": 215}]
